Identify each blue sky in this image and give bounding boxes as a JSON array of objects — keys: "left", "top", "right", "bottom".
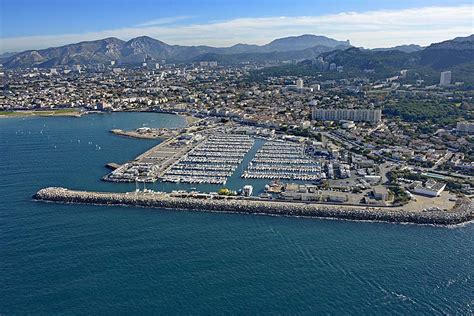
[{"left": 0, "top": 0, "right": 473, "bottom": 52}]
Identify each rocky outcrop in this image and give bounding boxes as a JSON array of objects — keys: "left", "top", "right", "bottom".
[{"left": 34, "top": 187, "right": 473, "bottom": 226}]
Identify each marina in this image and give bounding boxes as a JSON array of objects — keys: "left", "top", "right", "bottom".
[
  {"left": 162, "top": 134, "right": 254, "bottom": 184},
  {"left": 243, "top": 140, "right": 324, "bottom": 181},
  {"left": 103, "top": 136, "right": 198, "bottom": 182}
]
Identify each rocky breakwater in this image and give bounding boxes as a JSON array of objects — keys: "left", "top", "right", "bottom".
[{"left": 34, "top": 187, "right": 473, "bottom": 225}]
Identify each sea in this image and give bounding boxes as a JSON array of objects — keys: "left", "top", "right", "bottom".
[{"left": 0, "top": 112, "right": 472, "bottom": 314}]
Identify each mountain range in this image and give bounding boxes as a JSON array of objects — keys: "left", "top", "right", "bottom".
[
  {"left": 319, "top": 35, "right": 473, "bottom": 71},
  {"left": 2, "top": 34, "right": 473, "bottom": 76},
  {"left": 2, "top": 34, "right": 351, "bottom": 68}
]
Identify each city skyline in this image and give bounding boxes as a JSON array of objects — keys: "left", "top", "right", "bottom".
[{"left": 0, "top": 0, "right": 473, "bottom": 53}]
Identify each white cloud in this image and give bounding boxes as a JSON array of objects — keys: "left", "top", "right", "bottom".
[
  {"left": 135, "top": 16, "right": 193, "bottom": 27},
  {"left": 1, "top": 5, "right": 473, "bottom": 52}
]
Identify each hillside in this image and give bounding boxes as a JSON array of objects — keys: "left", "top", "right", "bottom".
[
  {"left": 372, "top": 44, "right": 423, "bottom": 53},
  {"left": 249, "top": 35, "right": 474, "bottom": 84},
  {"left": 2, "top": 34, "right": 351, "bottom": 68},
  {"left": 418, "top": 35, "right": 474, "bottom": 69}
]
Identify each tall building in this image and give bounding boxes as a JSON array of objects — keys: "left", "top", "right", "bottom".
[
  {"left": 312, "top": 108, "right": 382, "bottom": 123},
  {"left": 439, "top": 71, "right": 452, "bottom": 86},
  {"left": 296, "top": 78, "right": 304, "bottom": 89}
]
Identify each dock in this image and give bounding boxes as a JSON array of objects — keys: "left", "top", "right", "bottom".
[
  {"left": 103, "top": 135, "right": 199, "bottom": 183},
  {"left": 243, "top": 140, "right": 323, "bottom": 181},
  {"left": 162, "top": 134, "right": 254, "bottom": 184}
]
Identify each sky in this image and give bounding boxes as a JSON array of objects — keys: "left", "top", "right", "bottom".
[{"left": 0, "top": 0, "right": 473, "bottom": 53}]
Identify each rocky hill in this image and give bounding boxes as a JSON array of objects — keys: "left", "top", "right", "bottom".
[
  {"left": 3, "top": 34, "right": 472, "bottom": 72},
  {"left": 2, "top": 34, "right": 351, "bottom": 68}
]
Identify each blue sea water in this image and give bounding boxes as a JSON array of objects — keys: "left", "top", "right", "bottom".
[{"left": 0, "top": 113, "right": 472, "bottom": 314}]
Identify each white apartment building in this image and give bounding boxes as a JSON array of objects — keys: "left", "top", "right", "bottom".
[
  {"left": 296, "top": 79, "right": 304, "bottom": 89},
  {"left": 312, "top": 108, "right": 382, "bottom": 123},
  {"left": 439, "top": 71, "right": 452, "bottom": 86}
]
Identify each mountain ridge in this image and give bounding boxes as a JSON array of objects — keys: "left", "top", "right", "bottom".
[
  {"left": 2, "top": 34, "right": 472, "bottom": 70},
  {"left": 372, "top": 44, "right": 424, "bottom": 53},
  {"left": 3, "top": 34, "right": 351, "bottom": 68}
]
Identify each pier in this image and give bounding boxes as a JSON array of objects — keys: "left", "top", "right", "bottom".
[
  {"left": 34, "top": 187, "right": 473, "bottom": 226},
  {"left": 103, "top": 135, "right": 199, "bottom": 183}
]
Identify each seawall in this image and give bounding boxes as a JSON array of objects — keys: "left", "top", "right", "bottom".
[{"left": 33, "top": 187, "right": 473, "bottom": 226}]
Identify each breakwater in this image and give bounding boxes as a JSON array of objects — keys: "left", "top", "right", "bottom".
[{"left": 34, "top": 187, "right": 473, "bottom": 225}]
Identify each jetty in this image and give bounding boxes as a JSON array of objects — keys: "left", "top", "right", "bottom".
[
  {"left": 105, "top": 162, "right": 121, "bottom": 170},
  {"left": 34, "top": 187, "right": 473, "bottom": 226}
]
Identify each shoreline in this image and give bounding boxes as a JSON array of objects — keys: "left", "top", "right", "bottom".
[
  {"left": 0, "top": 109, "right": 87, "bottom": 118},
  {"left": 0, "top": 109, "right": 198, "bottom": 128},
  {"left": 179, "top": 113, "right": 200, "bottom": 126},
  {"left": 109, "top": 128, "right": 165, "bottom": 139},
  {"left": 34, "top": 187, "right": 473, "bottom": 226}
]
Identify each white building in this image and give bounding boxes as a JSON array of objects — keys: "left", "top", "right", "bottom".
[
  {"left": 312, "top": 108, "right": 382, "bottom": 123},
  {"left": 413, "top": 180, "right": 446, "bottom": 197},
  {"left": 439, "top": 71, "right": 452, "bottom": 86},
  {"left": 341, "top": 121, "right": 355, "bottom": 129},
  {"left": 296, "top": 79, "right": 304, "bottom": 89}
]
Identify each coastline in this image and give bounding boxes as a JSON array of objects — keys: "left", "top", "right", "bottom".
[
  {"left": 180, "top": 113, "right": 200, "bottom": 126},
  {"left": 34, "top": 187, "right": 473, "bottom": 226},
  {"left": 109, "top": 128, "right": 164, "bottom": 139},
  {"left": 0, "top": 109, "right": 199, "bottom": 128},
  {"left": 0, "top": 109, "right": 87, "bottom": 118}
]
